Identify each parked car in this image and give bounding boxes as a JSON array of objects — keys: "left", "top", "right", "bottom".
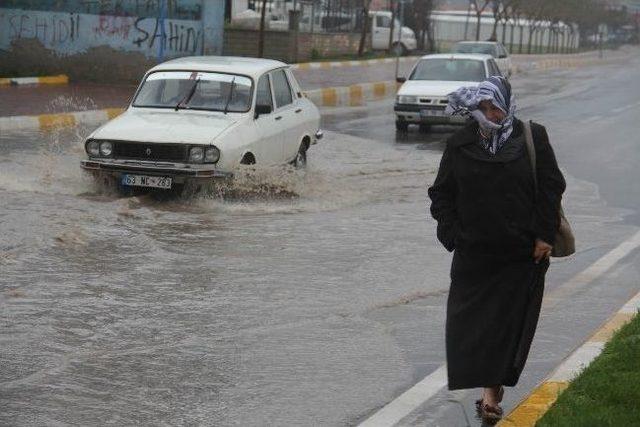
[
  {"left": 451, "top": 41, "right": 513, "bottom": 77},
  {"left": 394, "top": 53, "right": 503, "bottom": 132},
  {"left": 369, "top": 11, "right": 417, "bottom": 55},
  {"left": 81, "top": 56, "right": 322, "bottom": 191}
]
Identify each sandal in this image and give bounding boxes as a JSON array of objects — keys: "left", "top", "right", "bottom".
[
  {"left": 479, "top": 402, "right": 503, "bottom": 424},
  {"left": 475, "top": 386, "right": 505, "bottom": 424}
]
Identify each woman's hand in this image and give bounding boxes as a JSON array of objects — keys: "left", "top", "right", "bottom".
[{"left": 533, "top": 238, "right": 553, "bottom": 264}]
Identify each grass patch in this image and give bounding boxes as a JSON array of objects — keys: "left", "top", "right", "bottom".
[{"left": 536, "top": 311, "right": 640, "bottom": 426}]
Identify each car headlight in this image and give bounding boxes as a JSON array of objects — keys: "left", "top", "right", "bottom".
[
  {"left": 397, "top": 95, "right": 417, "bottom": 104},
  {"left": 189, "top": 146, "right": 204, "bottom": 163},
  {"left": 99, "top": 141, "right": 113, "bottom": 157},
  {"left": 86, "top": 140, "right": 100, "bottom": 156},
  {"left": 204, "top": 146, "right": 220, "bottom": 163}
]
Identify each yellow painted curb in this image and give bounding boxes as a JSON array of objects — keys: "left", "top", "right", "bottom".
[
  {"left": 38, "top": 113, "right": 76, "bottom": 130},
  {"left": 105, "top": 108, "right": 125, "bottom": 120},
  {"left": 38, "top": 75, "right": 69, "bottom": 85},
  {"left": 349, "top": 85, "right": 363, "bottom": 106},
  {"left": 0, "top": 78, "right": 11, "bottom": 85},
  {"left": 498, "top": 381, "right": 569, "bottom": 427},
  {"left": 590, "top": 312, "right": 634, "bottom": 343},
  {"left": 373, "top": 82, "right": 387, "bottom": 98},
  {"left": 321, "top": 88, "right": 338, "bottom": 106},
  {"left": 296, "top": 63, "right": 311, "bottom": 70}
]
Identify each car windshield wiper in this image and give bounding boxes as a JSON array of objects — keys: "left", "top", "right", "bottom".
[
  {"left": 223, "top": 77, "right": 236, "bottom": 115},
  {"left": 175, "top": 78, "right": 200, "bottom": 111}
]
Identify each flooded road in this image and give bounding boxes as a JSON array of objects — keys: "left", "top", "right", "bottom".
[
  {"left": 2, "top": 49, "right": 640, "bottom": 426},
  {"left": 1, "top": 118, "right": 451, "bottom": 425}
]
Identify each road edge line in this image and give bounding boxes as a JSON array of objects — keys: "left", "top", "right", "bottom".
[{"left": 358, "top": 365, "right": 448, "bottom": 427}]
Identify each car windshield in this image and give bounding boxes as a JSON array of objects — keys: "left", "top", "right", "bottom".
[
  {"left": 410, "top": 58, "right": 486, "bottom": 82},
  {"left": 133, "top": 71, "right": 253, "bottom": 112},
  {"left": 452, "top": 42, "right": 497, "bottom": 57}
]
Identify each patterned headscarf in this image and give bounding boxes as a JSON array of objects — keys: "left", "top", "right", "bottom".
[{"left": 445, "top": 76, "right": 516, "bottom": 154}]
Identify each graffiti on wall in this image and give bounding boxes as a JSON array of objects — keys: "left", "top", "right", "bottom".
[
  {"left": 133, "top": 18, "right": 201, "bottom": 53},
  {"left": 0, "top": 8, "right": 203, "bottom": 56},
  {"left": 1, "top": 0, "right": 202, "bottom": 20}
]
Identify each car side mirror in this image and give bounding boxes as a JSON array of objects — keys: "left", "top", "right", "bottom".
[
  {"left": 255, "top": 104, "right": 272, "bottom": 118},
  {"left": 396, "top": 77, "right": 406, "bottom": 83}
]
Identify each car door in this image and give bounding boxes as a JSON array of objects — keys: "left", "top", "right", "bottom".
[
  {"left": 283, "top": 68, "right": 311, "bottom": 159},
  {"left": 372, "top": 14, "right": 389, "bottom": 50},
  {"left": 270, "top": 68, "right": 298, "bottom": 163},
  {"left": 252, "top": 72, "right": 284, "bottom": 166}
]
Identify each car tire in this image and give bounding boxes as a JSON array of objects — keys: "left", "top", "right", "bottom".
[
  {"left": 292, "top": 144, "right": 307, "bottom": 169},
  {"left": 396, "top": 120, "right": 409, "bottom": 133},
  {"left": 419, "top": 124, "right": 431, "bottom": 133}
]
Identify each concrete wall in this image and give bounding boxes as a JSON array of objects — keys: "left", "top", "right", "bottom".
[
  {"left": 223, "top": 28, "right": 369, "bottom": 63},
  {"left": 0, "top": 0, "right": 225, "bottom": 82}
]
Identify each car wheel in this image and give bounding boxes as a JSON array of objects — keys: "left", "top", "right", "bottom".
[
  {"left": 396, "top": 120, "right": 409, "bottom": 133},
  {"left": 292, "top": 144, "right": 307, "bottom": 169},
  {"left": 419, "top": 124, "right": 431, "bottom": 133}
]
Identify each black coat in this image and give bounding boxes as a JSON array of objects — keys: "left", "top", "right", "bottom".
[
  {"left": 427, "top": 118, "right": 566, "bottom": 389},
  {"left": 428, "top": 119, "right": 566, "bottom": 260}
]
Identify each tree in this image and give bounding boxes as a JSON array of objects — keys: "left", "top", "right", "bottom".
[
  {"left": 358, "top": 0, "right": 372, "bottom": 57},
  {"left": 258, "top": 0, "right": 268, "bottom": 57},
  {"left": 388, "top": 0, "right": 396, "bottom": 51},
  {"left": 468, "top": 0, "right": 492, "bottom": 41},
  {"left": 405, "top": 0, "right": 439, "bottom": 52}
]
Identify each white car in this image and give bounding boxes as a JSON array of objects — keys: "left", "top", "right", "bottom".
[
  {"left": 451, "top": 41, "right": 513, "bottom": 77},
  {"left": 81, "top": 56, "right": 322, "bottom": 190},
  {"left": 369, "top": 11, "right": 417, "bottom": 55},
  {"left": 394, "top": 53, "right": 503, "bottom": 132}
]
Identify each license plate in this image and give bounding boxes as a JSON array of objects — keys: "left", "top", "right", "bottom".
[
  {"left": 420, "top": 109, "right": 444, "bottom": 117},
  {"left": 121, "top": 174, "right": 172, "bottom": 189}
]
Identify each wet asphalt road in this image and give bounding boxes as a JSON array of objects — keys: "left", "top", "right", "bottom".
[{"left": 2, "top": 50, "right": 640, "bottom": 426}]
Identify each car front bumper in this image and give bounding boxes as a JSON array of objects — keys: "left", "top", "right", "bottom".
[
  {"left": 80, "top": 158, "right": 233, "bottom": 185},
  {"left": 394, "top": 103, "right": 467, "bottom": 125}
]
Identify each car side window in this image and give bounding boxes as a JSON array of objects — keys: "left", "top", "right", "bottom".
[
  {"left": 498, "top": 44, "right": 507, "bottom": 57},
  {"left": 272, "top": 69, "right": 293, "bottom": 109},
  {"left": 256, "top": 74, "right": 273, "bottom": 110}
]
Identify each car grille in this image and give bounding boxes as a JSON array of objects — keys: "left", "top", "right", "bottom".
[
  {"left": 419, "top": 98, "right": 448, "bottom": 105},
  {"left": 113, "top": 142, "right": 188, "bottom": 162}
]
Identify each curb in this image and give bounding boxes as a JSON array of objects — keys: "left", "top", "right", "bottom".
[
  {"left": 0, "top": 80, "right": 400, "bottom": 132},
  {"left": 497, "top": 290, "right": 640, "bottom": 426},
  {"left": 0, "top": 108, "right": 124, "bottom": 132},
  {"left": 304, "top": 81, "right": 399, "bottom": 107},
  {"left": 292, "top": 56, "right": 420, "bottom": 70},
  {"left": 0, "top": 74, "right": 69, "bottom": 86}
]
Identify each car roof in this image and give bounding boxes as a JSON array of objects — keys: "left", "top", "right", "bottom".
[
  {"left": 418, "top": 53, "right": 493, "bottom": 61},
  {"left": 148, "top": 56, "right": 289, "bottom": 79}
]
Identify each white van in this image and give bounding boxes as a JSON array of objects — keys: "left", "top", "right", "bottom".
[{"left": 369, "top": 11, "right": 417, "bottom": 55}]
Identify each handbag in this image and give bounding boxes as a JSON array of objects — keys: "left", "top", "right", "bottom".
[{"left": 523, "top": 120, "right": 575, "bottom": 257}]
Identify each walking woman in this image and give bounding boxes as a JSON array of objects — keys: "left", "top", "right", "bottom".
[{"left": 427, "top": 76, "right": 566, "bottom": 423}]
